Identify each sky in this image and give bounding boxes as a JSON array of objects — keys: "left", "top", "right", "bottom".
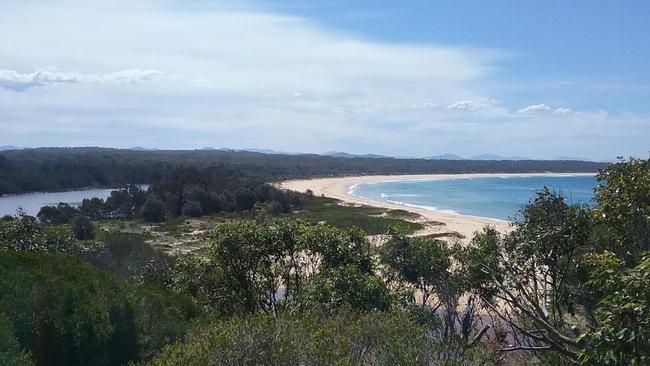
[{"left": 0, "top": 0, "right": 649, "bottom": 160}]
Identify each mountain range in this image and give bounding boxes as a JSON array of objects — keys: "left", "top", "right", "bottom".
[{"left": 0, "top": 145, "right": 596, "bottom": 161}]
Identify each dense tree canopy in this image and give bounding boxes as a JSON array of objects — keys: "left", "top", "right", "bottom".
[
  {"left": 30, "top": 167, "right": 307, "bottom": 224},
  {"left": 0, "top": 147, "right": 605, "bottom": 195}
]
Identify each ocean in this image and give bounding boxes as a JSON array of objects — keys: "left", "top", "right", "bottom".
[{"left": 350, "top": 175, "right": 597, "bottom": 220}]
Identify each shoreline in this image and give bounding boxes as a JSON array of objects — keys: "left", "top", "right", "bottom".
[
  {"left": 280, "top": 173, "right": 595, "bottom": 240},
  {"left": 0, "top": 184, "right": 151, "bottom": 198}
]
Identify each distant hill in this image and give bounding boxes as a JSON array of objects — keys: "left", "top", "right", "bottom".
[
  {"left": 129, "top": 146, "right": 160, "bottom": 151},
  {"left": 424, "top": 153, "right": 535, "bottom": 161},
  {"left": 424, "top": 154, "right": 465, "bottom": 160},
  {"left": 118, "top": 147, "right": 598, "bottom": 163},
  {"left": 0, "top": 145, "right": 21, "bottom": 151},
  {"left": 470, "top": 154, "right": 531, "bottom": 161},
  {"left": 553, "top": 156, "right": 590, "bottom": 161},
  {"left": 322, "top": 151, "right": 388, "bottom": 159},
  {"left": 242, "top": 148, "right": 280, "bottom": 154},
  {"left": 242, "top": 148, "right": 304, "bottom": 155}
]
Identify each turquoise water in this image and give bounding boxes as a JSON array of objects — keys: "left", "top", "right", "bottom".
[{"left": 351, "top": 175, "right": 597, "bottom": 220}]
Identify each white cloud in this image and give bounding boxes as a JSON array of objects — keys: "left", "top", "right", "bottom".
[
  {"left": 553, "top": 107, "right": 572, "bottom": 114},
  {"left": 0, "top": 68, "right": 163, "bottom": 91},
  {"left": 516, "top": 104, "right": 574, "bottom": 115},
  {"left": 0, "top": 0, "right": 646, "bottom": 160},
  {"left": 446, "top": 100, "right": 487, "bottom": 111},
  {"left": 516, "top": 103, "right": 551, "bottom": 114}
]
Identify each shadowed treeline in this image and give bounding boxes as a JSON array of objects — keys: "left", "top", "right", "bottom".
[{"left": 0, "top": 147, "right": 606, "bottom": 195}]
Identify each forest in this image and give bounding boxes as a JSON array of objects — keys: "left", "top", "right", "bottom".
[
  {"left": 0, "top": 157, "right": 648, "bottom": 365},
  {"left": 0, "top": 147, "right": 606, "bottom": 195},
  {"left": 33, "top": 166, "right": 308, "bottom": 227}
]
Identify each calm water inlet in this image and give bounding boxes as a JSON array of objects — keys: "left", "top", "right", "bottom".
[{"left": 1, "top": 188, "right": 122, "bottom": 217}]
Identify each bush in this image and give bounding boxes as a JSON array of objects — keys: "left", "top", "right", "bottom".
[
  {"left": 181, "top": 200, "right": 202, "bottom": 217},
  {"left": 293, "top": 266, "right": 393, "bottom": 312},
  {"left": 150, "top": 310, "right": 500, "bottom": 365},
  {"left": 234, "top": 188, "right": 256, "bottom": 211},
  {"left": 71, "top": 215, "right": 94, "bottom": 240},
  {"left": 36, "top": 204, "right": 72, "bottom": 224},
  {"left": 0, "top": 252, "right": 138, "bottom": 366},
  {"left": 149, "top": 311, "right": 437, "bottom": 365},
  {"left": 578, "top": 251, "right": 650, "bottom": 365},
  {"left": 195, "top": 220, "right": 386, "bottom": 315},
  {"left": 0, "top": 216, "right": 75, "bottom": 252},
  {"left": 140, "top": 195, "right": 165, "bottom": 223},
  {"left": 0, "top": 251, "right": 200, "bottom": 365},
  {"left": 132, "top": 283, "right": 202, "bottom": 360},
  {"left": 81, "top": 232, "right": 170, "bottom": 279},
  {"left": 0, "top": 313, "right": 34, "bottom": 366}
]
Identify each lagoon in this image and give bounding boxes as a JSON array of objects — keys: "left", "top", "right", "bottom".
[{"left": 1, "top": 188, "right": 122, "bottom": 217}]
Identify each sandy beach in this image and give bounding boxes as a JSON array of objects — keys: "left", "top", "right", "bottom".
[{"left": 280, "top": 173, "right": 594, "bottom": 240}]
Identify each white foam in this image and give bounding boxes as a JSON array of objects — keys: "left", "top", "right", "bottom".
[
  {"left": 384, "top": 199, "right": 458, "bottom": 214},
  {"left": 381, "top": 193, "right": 422, "bottom": 198},
  {"left": 347, "top": 183, "right": 359, "bottom": 196},
  {"left": 354, "top": 173, "right": 596, "bottom": 187}
]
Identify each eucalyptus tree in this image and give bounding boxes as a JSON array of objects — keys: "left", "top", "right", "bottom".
[{"left": 464, "top": 190, "right": 592, "bottom": 361}]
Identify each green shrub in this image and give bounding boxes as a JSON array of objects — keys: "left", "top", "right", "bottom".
[
  {"left": 181, "top": 200, "right": 203, "bottom": 217},
  {"left": 83, "top": 232, "right": 169, "bottom": 279},
  {"left": 0, "top": 216, "right": 75, "bottom": 252},
  {"left": 149, "top": 311, "right": 438, "bottom": 366},
  {"left": 0, "top": 313, "right": 34, "bottom": 366},
  {"left": 293, "top": 265, "right": 393, "bottom": 312},
  {"left": 140, "top": 195, "right": 165, "bottom": 223},
  {"left": 0, "top": 251, "right": 200, "bottom": 366},
  {"left": 71, "top": 215, "right": 95, "bottom": 240},
  {"left": 0, "top": 252, "right": 137, "bottom": 365}
]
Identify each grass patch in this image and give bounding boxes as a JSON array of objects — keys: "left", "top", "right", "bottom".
[
  {"left": 291, "top": 197, "right": 423, "bottom": 235},
  {"left": 423, "top": 232, "right": 466, "bottom": 240},
  {"left": 154, "top": 217, "right": 192, "bottom": 237},
  {"left": 385, "top": 209, "right": 422, "bottom": 220}
]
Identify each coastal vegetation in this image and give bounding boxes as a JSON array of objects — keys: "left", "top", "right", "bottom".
[
  {"left": 34, "top": 166, "right": 308, "bottom": 225},
  {"left": 294, "top": 196, "right": 424, "bottom": 235},
  {"left": 0, "top": 147, "right": 605, "bottom": 195},
  {"left": 0, "top": 157, "right": 647, "bottom": 365}
]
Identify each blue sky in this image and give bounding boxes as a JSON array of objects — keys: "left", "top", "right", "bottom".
[
  {"left": 0, "top": 0, "right": 648, "bottom": 160},
  {"left": 265, "top": 0, "right": 650, "bottom": 112}
]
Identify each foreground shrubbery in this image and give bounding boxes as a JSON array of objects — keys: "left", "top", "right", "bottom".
[
  {"left": 0, "top": 252, "right": 200, "bottom": 366},
  {"left": 460, "top": 158, "right": 650, "bottom": 365},
  {"left": 0, "top": 313, "right": 34, "bottom": 366},
  {"left": 168, "top": 220, "right": 392, "bottom": 315},
  {"left": 150, "top": 310, "right": 499, "bottom": 366}
]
